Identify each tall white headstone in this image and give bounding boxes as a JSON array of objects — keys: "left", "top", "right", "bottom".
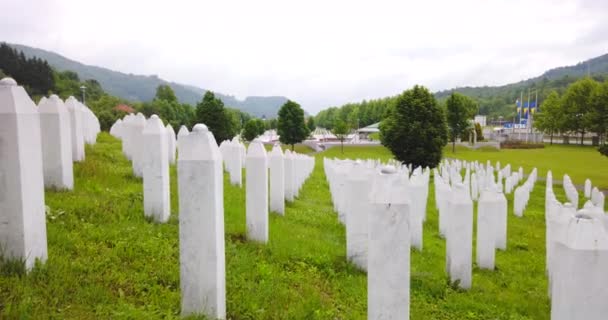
[
  {"left": 284, "top": 150, "right": 295, "bottom": 202},
  {"left": 131, "top": 113, "right": 147, "bottom": 178},
  {"left": 551, "top": 214, "right": 608, "bottom": 320},
  {"left": 269, "top": 144, "right": 285, "bottom": 215},
  {"left": 143, "top": 115, "right": 170, "bottom": 223},
  {"left": 246, "top": 140, "right": 269, "bottom": 243},
  {"left": 446, "top": 183, "right": 473, "bottom": 289},
  {"left": 166, "top": 123, "right": 177, "bottom": 165},
  {"left": 346, "top": 165, "right": 372, "bottom": 270},
  {"left": 38, "top": 95, "right": 74, "bottom": 190},
  {"left": 178, "top": 124, "right": 226, "bottom": 319},
  {"left": 65, "top": 96, "right": 85, "bottom": 162},
  {"left": 368, "top": 166, "right": 410, "bottom": 319},
  {"left": 177, "top": 125, "right": 189, "bottom": 154},
  {"left": 584, "top": 179, "right": 592, "bottom": 198},
  {"left": 0, "top": 78, "right": 48, "bottom": 270}
]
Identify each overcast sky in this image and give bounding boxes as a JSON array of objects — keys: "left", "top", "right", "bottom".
[{"left": 1, "top": 0, "right": 607, "bottom": 113}]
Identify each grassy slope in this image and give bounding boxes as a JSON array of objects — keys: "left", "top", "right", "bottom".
[{"left": 0, "top": 135, "right": 601, "bottom": 319}]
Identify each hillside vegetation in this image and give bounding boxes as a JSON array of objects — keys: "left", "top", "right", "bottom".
[
  {"left": 8, "top": 43, "right": 288, "bottom": 117},
  {"left": 315, "top": 53, "right": 608, "bottom": 129}
]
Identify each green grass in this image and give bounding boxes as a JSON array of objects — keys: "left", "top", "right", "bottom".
[
  {"left": 444, "top": 144, "right": 608, "bottom": 190},
  {"left": 0, "top": 135, "right": 601, "bottom": 318}
]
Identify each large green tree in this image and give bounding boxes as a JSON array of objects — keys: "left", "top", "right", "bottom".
[
  {"left": 380, "top": 85, "right": 448, "bottom": 168},
  {"left": 277, "top": 100, "right": 309, "bottom": 150},
  {"left": 155, "top": 84, "right": 178, "bottom": 103},
  {"left": 445, "top": 92, "right": 476, "bottom": 152},
  {"left": 561, "top": 78, "right": 599, "bottom": 145},
  {"left": 591, "top": 80, "right": 608, "bottom": 146},
  {"left": 307, "top": 116, "right": 316, "bottom": 131},
  {"left": 332, "top": 119, "right": 349, "bottom": 153},
  {"left": 195, "top": 91, "right": 236, "bottom": 143},
  {"left": 242, "top": 118, "right": 266, "bottom": 141},
  {"left": 534, "top": 91, "right": 564, "bottom": 144}
]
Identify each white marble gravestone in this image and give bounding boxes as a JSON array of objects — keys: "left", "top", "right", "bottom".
[
  {"left": 110, "top": 118, "right": 123, "bottom": 138},
  {"left": 131, "top": 113, "right": 147, "bottom": 178},
  {"left": 346, "top": 164, "right": 372, "bottom": 270},
  {"left": 142, "top": 115, "right": 170, "bottom": 223},
  {"left": 284, "top": 150, "right": 295, "bottom": 202},
  {"left": 229, "top": 140, "right": 243, "bottom": 187},
  {"left": 177, "top": 125, "right": 189, "bottom": 154},
  {"left": 0, "top": 78, "right": 48, "bottom": 270},
  {"left": 446, "top": 183, "right": 473, "bottom": 289},
  {"left": 551, "top": 214, "right": 608, "bottom": 320},
  {"left": 166, "top": 123, "right": 177, "bottom": 165},
  {"left": 38, "top": 95, "right": 74, "bottom": 190},
  {"left": 269, "top": 144, "right": 285, "bottom": 215},
  {"left": 368, "top": 166, "right": 410, "bottom": 319},
  {"left": 65, "top": 96, "right": 85, "bottom": 162},
  {"left": 121, "top": 114, "right": 133, "bottom": 159},
  {"left": 178, "top": 124, "right": 226, "bottom": 319},
  {"left": 476, "top": 188, "right": 501, "bottom": 269},
  {"left": 246, "top": 140, "right": 269, "bottom": 243}
]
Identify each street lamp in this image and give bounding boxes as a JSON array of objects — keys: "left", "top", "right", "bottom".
[{"left": 80, "top": 85, "right": 87, "bottom": 104}]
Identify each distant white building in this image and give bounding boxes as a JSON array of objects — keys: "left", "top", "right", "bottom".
[{"left": 474, "top": 115, "right": 487, "bottom": 127}]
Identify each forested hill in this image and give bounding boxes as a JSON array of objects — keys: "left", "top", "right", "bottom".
[
  {"left": 315, "top": 52, "right": 608, "bottom": 129},
  {"left": 434, "top": 53, "right": 608, "bottom": 116},
  {"left": 8, "top": 43, "right": 288, "bottom": 117}
]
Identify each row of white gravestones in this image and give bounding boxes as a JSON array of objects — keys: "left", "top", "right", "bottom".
[
  {"left": 562, "top": 174, "right": 579, "bottom": 209},
  {"left": 513, "top": 168, "right": 537, "bottom": 217},
  {"left": 544, "top": 172, "right": 608, "bottom": 319},
  {"left": 219, "top": 139, "right": 245, "bottom": 187},
  {"left": 0, "top": 78, "right": 48, "bottom": 271},
  {"left": 110, "top": 114, "right": 177, "bottom": 176},
  {"left": 324, "top": 158, "right": 429, "bottom": 260},
  {"left": 324, "top": 160, "right": 412, "bottom": 318},
  {"left": 38, "top": 95, "right": 74, "bottom": 190},
  {"left": 177, "top": 124, "right": 226, "bottom": 319},
  {"left": 110, "top": 114, "right": 174, "bottom": 223},
  {"left": 437, "top": 159, "right": 512, "bottom": 288},
  {"left": 246, "top": 140, "right": 315, "bottom": 243},
  {"left": 63, "top": 96, "right": 100, "bottom": 162},
  {"left": 0, "top": 78, "right": 101, "bottom": 270}
]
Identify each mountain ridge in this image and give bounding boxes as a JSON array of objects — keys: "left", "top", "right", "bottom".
[{"left": 9, "top": 43, "right": 289, "bottom": 118}]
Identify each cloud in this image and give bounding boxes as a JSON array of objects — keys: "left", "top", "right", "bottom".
[{"left": 1, "top": 0, "right": 606, "bottom": 114}]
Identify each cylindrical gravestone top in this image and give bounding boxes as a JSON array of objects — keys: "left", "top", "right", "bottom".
[
  {"left": 0, "top": 77, "right": 17, "bottom": 86},
  {"left": 193, "top": 123, "right": 209, "bottom": 133}
]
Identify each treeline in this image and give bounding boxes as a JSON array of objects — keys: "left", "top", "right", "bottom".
[
  {"left": 534, "top": 77, "right": 607, "bottom": 146},
  {"left": 0, "top": 44, "right": 261, "bottom": 136},
  {"left": 316, "top": 73, "right": 608, "bottom": 130},
  {"left": 0, "top": 43, "right": 54, "bottom": 95},
  {"left": 315, "top": 96, "right": 395, "bottom": 130}
]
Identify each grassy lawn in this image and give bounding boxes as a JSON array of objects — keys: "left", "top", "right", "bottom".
[
  {"left": 444, "top": 144, "right": 608, "bottom": 190},
  {"left": 0, "top": 135, "right": 601, "bottom": 319}
]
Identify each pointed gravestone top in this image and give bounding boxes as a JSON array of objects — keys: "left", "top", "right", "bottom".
[
  {"left": 178, "top": 125, "right": 189, "bottom": 136},
  {"left": 247, "top": 140, "right": 267, "bottom": 158},
  {"left": 38, "top": 95, "right": 66, "bottom": 114},
  {"left": 166, "top": 123, "right": 175, "bottom": 134},
  {"left": 270, "top": 144, "right": 283, "bottom": 157}
]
